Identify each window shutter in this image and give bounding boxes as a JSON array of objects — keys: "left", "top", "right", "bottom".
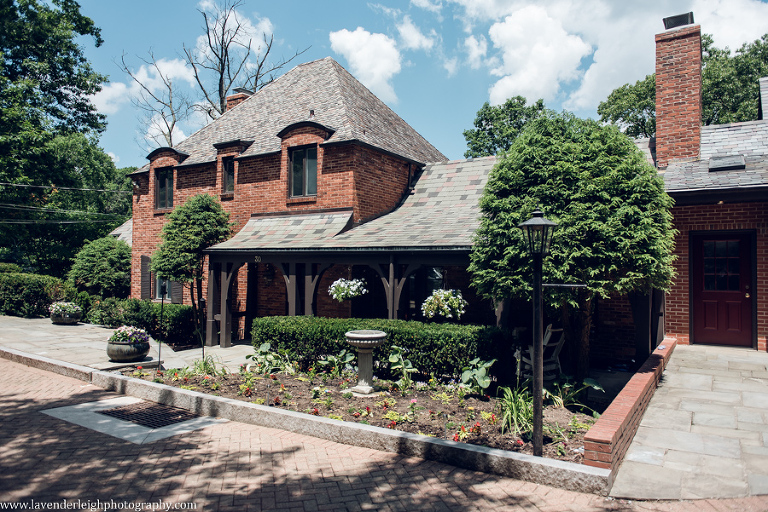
[
  {"left": 171, "top": 281, "right": 183, "bottom": 304},
  {"left": 140, "top": 256, "right": 151, "bottom": 299}
]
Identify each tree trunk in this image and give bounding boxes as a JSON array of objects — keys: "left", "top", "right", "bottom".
[{"left": 575, "top": 296, "right": 594, "bottom": 380}]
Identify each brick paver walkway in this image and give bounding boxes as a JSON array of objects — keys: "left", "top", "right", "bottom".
[{"left": 1, "top": 359, "right": 767, "bottom": 511}]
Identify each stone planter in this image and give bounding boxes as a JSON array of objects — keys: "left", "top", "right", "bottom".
[
  {"left": 106, "top": 340, "right": 150, "bottom": 363},
  {"left": 346, "top": 330, "right": 387, "bottom": 395},
  {"left": 50, "top": 312, "right": 82, "bottom": 325}
]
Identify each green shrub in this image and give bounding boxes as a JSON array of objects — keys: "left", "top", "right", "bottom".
[
  {"left": 68, "top": 236, "right": 131, "bottom": 298},
  {"left": 0, "top": 263, "right": 23, "bottom": 273},
  {"left": 0, "top": 273, "right": 63, "bottom": 317},
  {"left": 86, "top": 297, "right": 196, "bottom": 345},
  {"left": 251, "top": 316, "right": 506, "bottom": 381}
]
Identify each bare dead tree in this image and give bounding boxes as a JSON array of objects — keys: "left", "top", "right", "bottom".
[
  {"left": 119, "top": 51, "right": 194, "bottom": 150},
  {"left": 183, "top": 0, "right": 308, "bottom": 120}
]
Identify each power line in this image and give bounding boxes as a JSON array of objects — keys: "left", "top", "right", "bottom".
[
  {"left": 0, "top": 203, "right": 125, "bottom": 218},
  {"left": 0, "top": 219, "right": 123, "bottom": 224},
  {"left": 0, "top": 182, "right": 132, "bottom": 194}
]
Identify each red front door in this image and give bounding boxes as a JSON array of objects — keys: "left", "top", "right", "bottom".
[{"left": 691, "top": 233, "right": 753, "bottom": 346}]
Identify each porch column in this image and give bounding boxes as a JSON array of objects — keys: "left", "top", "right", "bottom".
[
  {"left": 206, "top": 262, "right": 221, "bottom": 346},
  {"left": 281, "top": 262, "right": 298, "bottom": 316},
  {"left": 304, "top": 263, "right": 331, "bottom": 316},
  {"left": 373, "top": 259, "right": 420, "bottom": 320},
  {"left": 219, "top": 261, "right": 244, "bottom": 348}
]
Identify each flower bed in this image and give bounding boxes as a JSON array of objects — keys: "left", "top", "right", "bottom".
[{"left": 121, "top": 365, "right": 598, "bottom": 463}]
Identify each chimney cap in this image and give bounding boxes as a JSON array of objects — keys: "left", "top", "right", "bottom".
[
  {"left": 232, "top": 87, "right": 253, "bottom": 96},
  {"left": 663, "top": 12, "right": 694, "bottom": 30}
]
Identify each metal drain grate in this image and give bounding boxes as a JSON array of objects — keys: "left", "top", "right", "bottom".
[{"left": 97, "top": 402, "right": 199, "bottom": 429}]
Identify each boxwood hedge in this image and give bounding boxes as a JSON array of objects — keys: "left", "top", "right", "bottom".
[
  {"left": 251, "top": 316, "right": 510, "bottom": 382},
  {"left": 0, "top": 273, "right": 63, "bottom": 317}
]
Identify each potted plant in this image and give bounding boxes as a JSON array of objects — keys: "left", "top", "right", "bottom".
[
  {"left": 421, "top": 289, "right": 468, "bottom": 321},
  {"left": 328, "top": 278, "right": 368, "bottom": 302},
  {"left": 49, "top": 302, "right": 83, "bottom": 325},
  {"left": 106, "top": 325, "right": 151, "bottom": 363}
]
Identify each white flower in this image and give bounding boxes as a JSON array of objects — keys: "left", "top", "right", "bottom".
[
  {"left": 421, "top": 289, "right": 468, "bottom": 321},
  {"left": 328, "top": 278, "right": 368, "bottom": 302}
]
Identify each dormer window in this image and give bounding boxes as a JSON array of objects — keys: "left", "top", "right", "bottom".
[
  {"left": 155, "top": 168, "right": 173, "bottom": 209},
  {"left": 223, "top": 157, "right": 235, "bottom": 193},
  {"left": 290, "top": 146, "right": 317, "bottom": 197}
]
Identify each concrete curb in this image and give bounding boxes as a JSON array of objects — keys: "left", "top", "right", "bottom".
[{"left": 3, "top": 347, "right": 611, "bottom": 496}]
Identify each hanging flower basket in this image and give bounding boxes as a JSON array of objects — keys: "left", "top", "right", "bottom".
[
  {"left": 328, "top": 278, "right": 368, "bottom": 302},
  {"left": 106, "top": 326, "right": 150, "bottom": 363},
  {"left": 49, "top": 302, "right": 82, "bottom": 325}
]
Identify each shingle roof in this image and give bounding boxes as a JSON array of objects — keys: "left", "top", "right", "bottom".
[
  {"left": 663, "top": 120, "right": 768, "bottom": 192},
  {"left": 209, "top": 156, "right": 496, "bottom": 253},
  {"left": 211, "top": 210, "right": 354, "bottom": 250},
  {"left": 137, "top": 57, "right": 445, "bottom": 171},
  {"left": 109, "top": 218, "right": 132, "bottom": 247}
]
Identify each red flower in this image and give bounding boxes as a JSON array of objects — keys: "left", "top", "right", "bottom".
[
  {"left": 453, "top": 433, "right": 460, "bottom": 442},
  {"left": 387, "top": 421, "right": 397, "bottom": 429},
  {"left": 516, "top": 439, "right": 524, "bottom": 446},
  {"left": 137, "top": 366, "right": 143, "bottom": 370},
  {"left": 312, "top": 408, "right": 319, "bottom": 415}
]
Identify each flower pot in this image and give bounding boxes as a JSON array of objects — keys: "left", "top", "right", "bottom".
[
  {"left": 106, "top": 340, "right": 150, "bottom": 363},
  {"left": 50, "top": 312, "right": 82, "bottom": 325}
]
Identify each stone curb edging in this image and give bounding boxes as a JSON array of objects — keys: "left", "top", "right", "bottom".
[
  {"left": 0, "top": 346, "right": 611, "bottom": 495},
  {"left": 583, "top": 338, "right": 677, "bottom": 477}
]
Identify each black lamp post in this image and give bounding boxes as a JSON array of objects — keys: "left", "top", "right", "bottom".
[{"left": 518, "top": 209, "right": 557, "bottom": 456}]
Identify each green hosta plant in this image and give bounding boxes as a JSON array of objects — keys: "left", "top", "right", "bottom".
[
  {"left": 421, "top": 289, "right": 468, "bottom": 320},
  {"left": 246, "top": 342, "right": 296, "bottom": 375},
  {"left": 317, "top": 349, "right": 355, "bottom": 378},
  {"left": 328, "top": 278, "right": 368, "bottom": 302},
  {"left": 460, "top": 357, "right": 497, "bottom": 393},
  {"left": 545, "top": 376, "right": 604, "bottom": 417},
  {"left": 389, "top": 345, "right": 417, "bottom": 394}
]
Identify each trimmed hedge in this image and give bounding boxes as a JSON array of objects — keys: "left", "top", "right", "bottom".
[
  {"left": 251, "top": 316, "right": 510, "bottom": 382},
  {"left": 87, "top": 297, "right": 196, "bottom": 345},
  {"left": 0, "top": 263, "right": 23, "bottom": 273},
  {"left": 0, "top": 273, "right": 63, "bottom": 317}
]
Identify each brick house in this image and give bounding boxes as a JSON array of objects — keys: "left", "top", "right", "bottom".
[
  {"left": 128, "top": 57, "right": 503, "bottom": 346},
  {"left": 128, "top": 20, "right": 766, "bottom": 360},
  {"left": 591, "top": 20, "right": 768, "bottom": 362}
]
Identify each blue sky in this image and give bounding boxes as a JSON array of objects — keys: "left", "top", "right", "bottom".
[{"left": 79, "top": 0, "right": 768, "bottom": 168}]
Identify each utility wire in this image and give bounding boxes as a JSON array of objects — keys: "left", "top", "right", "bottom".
[
  {"left": 0, "top": 182, "right": 132, "bottom": 194},
  {"left": 0, "top": 203, "right": 125, "bottom": 218}
]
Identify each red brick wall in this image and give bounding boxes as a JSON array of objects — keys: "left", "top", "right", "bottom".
[
  {"left": 131, "top": 134, "right": 413, "bottom": 335},
  {"left": 655, "top": 25, "right": 702, "bottom": 168},
  {"left": 592, "top": 295, "right": 636, "bottom": 364},
  {"left": 667, "top": 202, "right": 768, "bottom": 351}
]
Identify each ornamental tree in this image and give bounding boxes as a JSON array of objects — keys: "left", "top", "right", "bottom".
[
  {"left": 151, "top": 194, "right": 232, "bottom": 341},
  {"left": 469, "top": 112, "right": 676, "bottom": 378}
]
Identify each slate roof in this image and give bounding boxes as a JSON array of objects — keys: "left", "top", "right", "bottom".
[
  {"left": 212, "top": 210, "right": 354, "bottom": 251},
  {"left": 209, "top": 156, "right": 496, "bottom": 253},
  {"left": 109, "top": 218, "right": 132, "bottom": 247},
  {"left": 663, "top": 120, "right": 768, "bottom": 192},
  {"left": 136, "top": 57, "right": 445, "bottom": 172}
]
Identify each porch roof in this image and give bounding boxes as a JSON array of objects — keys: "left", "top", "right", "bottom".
[{"left": 207, "top": 156, "right": 496, "bottom": 256}]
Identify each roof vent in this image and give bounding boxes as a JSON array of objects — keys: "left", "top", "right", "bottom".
[
  {"left": 309, "top": 109, "right": 315, "bottom": 118},
  {"left": 663, "top": 12, "right": 694, "bottom": 30},
  {"left": 708, "top": 155, "right": 746, "bottom": 172}
]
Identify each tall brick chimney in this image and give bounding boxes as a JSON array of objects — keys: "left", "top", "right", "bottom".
[{"left": 655, "top": 24, "right": 702, "bottom": 168}]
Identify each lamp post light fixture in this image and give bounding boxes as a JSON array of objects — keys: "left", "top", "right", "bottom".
[{"left": 518, "top": 209, "right": 557, "bottom": 457}]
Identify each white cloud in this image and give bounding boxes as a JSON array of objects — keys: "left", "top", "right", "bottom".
[
  {"left": 107, "top": 152, "right": 119, "bottom": 165},
  {"left": 144, "top": 113, "right": 188, "bottom": 148},
  {"left": 443, "top": 56, "right": 459, "bottom": 76},
  {"left": 92, "top": 82, "right": 131, "bottom": 115},
  {"left": 329, "top": 27, "right": 402, "bottom": 103},
  {"left": 487, "top": 5, "right": 592, "bottom": 105},
  {"left": 464, "top": 34, "right": 487, "bottom": 69},
  {"left": 411, "top": 0, "right": 443, "bottom": 16},
  {"left": 693, "top": 0, "right": 768, "bottom": 51},
  {"left": 397, "top": 16, "right": 436, "bottom": 51}
]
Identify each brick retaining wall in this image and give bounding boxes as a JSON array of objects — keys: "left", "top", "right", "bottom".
[{"left": 583, "top": 337, "right": 677, "bottom": 477}]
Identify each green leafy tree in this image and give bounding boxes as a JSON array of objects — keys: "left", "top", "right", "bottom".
[
  {"left": 598, "top": 33, "right": 768, "bottom": 137},
  {"left": 469, "top": 112, "right": 676, "bottom": 378},
  {"left": 151, "top": 194, "right": 233, "bottom": 341},
  {"left": 596, "top": 74, "right": 656, "bottom": 138},
  {"left": 463, "top": 96, "right": 548, "bottom": 157},
  {"left": 68, "top": 236, "right": 131, "bottom": 298}
]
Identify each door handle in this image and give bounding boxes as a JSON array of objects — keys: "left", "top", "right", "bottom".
[{"left": 745, "top": 293, "right": 750, "bottom": 298}]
